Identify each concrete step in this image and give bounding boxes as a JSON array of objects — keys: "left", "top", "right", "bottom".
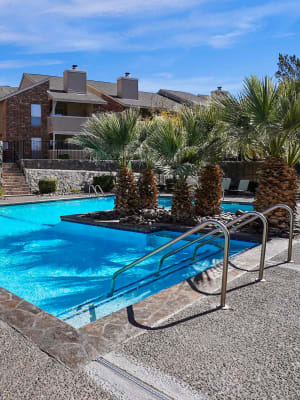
[
  {"left": 1, "top": 162, "right": 31, "bottom": 194},
  {"left": 2, "top": 186, "right": 30, "bottom": 190},
  {"left": 2, "top": 177, "right": 25, "bottom": 180},
  {"left": 3, "top": 192, "right": 31, "bottom": 196},
  {"left": 2, "top": 172, "right": 24, "bottom": 176},
  {"left": 2, "top": 177, "right": 27, "bottom": 181},
  {"left": 2, "top": 179, "right": 27, "bottom": 186}
]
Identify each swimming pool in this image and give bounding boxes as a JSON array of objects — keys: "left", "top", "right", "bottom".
[
  {"left": 159, "top": 196, "right": 253, "bottom": 213},
  {"left": 0, "top": 197, "right": 256, "bottom": 328}
]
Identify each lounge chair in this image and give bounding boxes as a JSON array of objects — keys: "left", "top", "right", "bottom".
[
  {"left": 221, "top": 178, "right": 231, "bottom": 199},
  {"left": 237, "top": 179, "right": 250, "bottom": 192},
  {"left": 229, "top": 179, "right": 251, "bottom": 196}
]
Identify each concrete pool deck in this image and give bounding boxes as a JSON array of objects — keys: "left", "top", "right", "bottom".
[{"left": 86, "top": 241, "right": 300, "bottom": 399}]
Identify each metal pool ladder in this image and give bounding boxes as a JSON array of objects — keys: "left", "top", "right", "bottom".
[
  {"left": 89, "top": 184, "right": 104, "bottom": 197},
  {"left": 109, "top": 219, "right": 231, "bottom": 309},
  {"left": 108, "top": 204, "right": 294, "bottom": 309}
]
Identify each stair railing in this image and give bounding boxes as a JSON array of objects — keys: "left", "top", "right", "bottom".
[
  {"left": 89, "top": 184, "right": 104, "bottom": 197},
  {"left": 109, "top": 219, "right": 231, "bottom": 309}
]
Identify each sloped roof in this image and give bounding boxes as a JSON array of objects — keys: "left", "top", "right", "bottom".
[
  {"left": 0, "top": 86, "right": 18, "bottom": 99},
  {"left": 0, "top": 79, "right": 49, "bottom": 101},
  {"left": 22, "top": 73, "right": 63, "bottom": 91},
  {"left": 89, "top": 81, "right": 180, "bottom": 109},
  {"left": 21, "top": 73, "right": 180, "bottom": 110},
  {"left": 158, "top": 89, "right": 210, "bottom": 106},
  {"left": 49, "top": 91, "right": 106, "bottom": 105}
]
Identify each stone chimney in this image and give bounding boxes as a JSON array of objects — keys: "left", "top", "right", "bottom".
[
  {"left": 210, "top": 86, "right": 229, "bottom": 97},
  {"left": 63, "top": 65, "right": 87, "bottom": 93},
  {"left": 117, "top": 72, "right": 138, "bottom": 99}
]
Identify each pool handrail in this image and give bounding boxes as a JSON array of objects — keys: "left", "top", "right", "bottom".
[
  {"left": 108, "top": 203, "right": 294, "bottom": 309},
  {"left": 191, "top": 211, "right": 268, "bottom": 281},
  {"left": 159, "top": 204, "right": 294, "bottom": 281},
  {"left": 109, "top": 219, "right": 231, "bottom": 309},
  {"left": 262, "top": 204, "right": 294, "bottom": 262},
  {"left": 89, "top": 184, "right": 104, "bottom": 197}
]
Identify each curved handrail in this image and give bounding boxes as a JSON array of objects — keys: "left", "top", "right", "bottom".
[
  {"left": 94, "top": 184, "right": 105, "bottom": 196},
  {"left": 261, "top": 204, "right": 294, "bottom": 262},
  {"left": 89, "top": 184, "right": 104, "bottom": 197},
  {"left": 193, "top": 211, "right": 268, "bottom": 281},
  {"left": 109, "top": 219, "right": 231, "bottom": 309},
  {"left": 158, "top": 211, "right": 268, "bottom": 282}
]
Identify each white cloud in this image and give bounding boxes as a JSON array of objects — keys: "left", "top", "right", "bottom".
[
  {"left": 140, "top": 75, "right": 243, "bottom": 95},
  {"left": 47, "top": 0, "right": 200, "bottom": 17},
  {"left": 0, "top": 59, "right": 63, "bottom": 69},
  {"left": 272, "top": 32, "right": 297, "bottom": 38},
  {"left": 0, "top": 0, "right": 298, "bottom": 53}
]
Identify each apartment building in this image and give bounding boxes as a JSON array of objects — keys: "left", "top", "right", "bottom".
[{"left": 0, "top": 66, "right": 215, "bottom": 161}]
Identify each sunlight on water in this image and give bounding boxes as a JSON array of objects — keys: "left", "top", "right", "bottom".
[{"left": 0, "top": 197, "right": 256, "bottom": 327}]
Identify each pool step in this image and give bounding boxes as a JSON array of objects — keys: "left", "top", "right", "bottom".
[{"left": 1, "top": 163, "right": 31, "bottom": 196}]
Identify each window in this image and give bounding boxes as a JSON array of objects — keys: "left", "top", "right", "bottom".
[
  {"left": 3, "top": 142, "right": 8, "bottom": 150},
  {"left": 31, "top": 104, "right": 42, "bottom": 126}
]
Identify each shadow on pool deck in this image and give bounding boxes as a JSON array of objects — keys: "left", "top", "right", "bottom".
[{"left": 103, "top": 242, "right": 300, "bottom": 399}]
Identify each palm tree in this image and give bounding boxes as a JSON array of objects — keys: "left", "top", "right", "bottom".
[
  {"left": 72, "top": 109, "right": 140, "bottom": 214},
  {"left": 136, "top": 123, "right": 159, "bottom": 209},
  {"left": 146, "top": 116, "right": 196, "bottom": 221},
  {"left": 215, "top": 75, "right": 300, "bottom": 226},
  {"left": 179, "top": 105, "right": 227, "bottom": 216}
]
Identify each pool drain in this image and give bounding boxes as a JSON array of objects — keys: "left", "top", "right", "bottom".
[{"left": 95, "top": 357, "right": 171, "bottom": 400}]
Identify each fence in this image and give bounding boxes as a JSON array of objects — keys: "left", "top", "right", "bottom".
[{"left": 2, "top": 140, "right": 89, "bottom": 162}]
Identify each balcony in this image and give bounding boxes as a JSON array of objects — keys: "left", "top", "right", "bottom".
[{"left": 48, "top": 115, "right": 89, "bottom": 135}]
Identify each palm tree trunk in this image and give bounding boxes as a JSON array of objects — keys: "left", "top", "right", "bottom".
[
  {"left": 194, "top": 164, "right": 224, "bottom": 216},
  {"left": 171, "top": 178, "right": 194, "bottom": 222},
  {"left": 138, "top": 168, "right": 159, "bottom": 209},
  {"left": 254, "top": 156, "right": 298, "bottom": 227},
  {"left": 114, "top": 167, "right": 140, "bottom": 215}
]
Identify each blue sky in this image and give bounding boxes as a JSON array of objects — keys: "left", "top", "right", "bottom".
[{"left": 0, "top": 0, "right": 299, "bottom": 94}]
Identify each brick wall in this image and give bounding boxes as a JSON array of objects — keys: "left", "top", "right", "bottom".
[
  {"left": 88, "top": 84, "right": 126, "bottom": 113},
  {"left": 99, "top": 93, "right": 126, "bottom": 112},
  {"left": 4, "top": 81, "right": 50, "bottom": 146}
]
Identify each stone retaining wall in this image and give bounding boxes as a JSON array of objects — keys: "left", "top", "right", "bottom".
[
  {"left": 20, "top": 159, "right": 267, "bottom": 186},
  {"left": 24, "top": 168, "right": 118, "bottom": 193},
  {"left": 19, "top": 159, "right": 146, "bottom": 172}
]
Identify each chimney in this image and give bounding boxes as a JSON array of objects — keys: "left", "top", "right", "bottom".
[
  {"left": 63, "top": 65, "right": 87, "bottom": 93},
  {"left": 210, "top": 86, "right": 229, "bottom": 97},
  {"left": 117, "top": 72, "right": 138, "bottom": 99}
]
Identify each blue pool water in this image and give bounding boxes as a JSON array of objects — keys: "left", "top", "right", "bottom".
[
  {"left": 158, "top": 196, "right": 253, "bottom": 213},
  {"left": 0, "top": 197, "right": 256, "bottom": 327}
]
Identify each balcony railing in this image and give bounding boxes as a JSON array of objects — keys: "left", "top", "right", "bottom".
[{"left": 48, "top": 115, "right": 89, "bottom": 134}]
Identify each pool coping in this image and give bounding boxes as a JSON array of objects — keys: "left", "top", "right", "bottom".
[
  {"left": 0, "top": 193, "right": 254, "bottom": 207},
  {"left": 0, "top": 193, "right": 115, "bottom": 207},
  {"left": 61, "top": 213, "right": 261, "bottom": 242},
  {"left": 0, "top": 235, "right": 289, "bottom": 369}
]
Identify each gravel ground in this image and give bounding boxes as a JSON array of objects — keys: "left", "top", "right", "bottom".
[
  {"left": 117, "top": 244, "right": 300, "bottom": 400},
  {"left": 0, "top": 320, "right": 115, "bottom": 400}
]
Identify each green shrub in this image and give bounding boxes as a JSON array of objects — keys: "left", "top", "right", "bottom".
[
  {"left": 39, "top": 178, "right": 58, "bottom": 194},
  {"left": 166, "top": 178, "right": 176, "bottom": 192},
  {"left": 0, "top": 186, "right": 2, "bottom": 196},
  {"left": 70, "top": 188, "right": 82, "bottom": 193},
  {"left": 93, "top": 175, "right": 115, "bottom": 192},
  {"left": 58, "top": 154, "right": 70, "bottom": 159}
]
